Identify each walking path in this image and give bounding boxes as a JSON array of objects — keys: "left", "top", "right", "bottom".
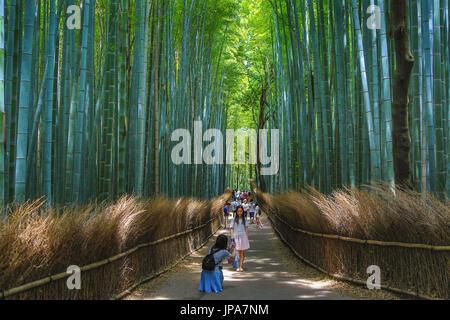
[{"left": 125, "top": 214, "right": 357, "bottom": 300}]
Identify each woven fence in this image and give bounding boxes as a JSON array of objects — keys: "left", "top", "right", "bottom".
[
  {"left": 0, "top": 190, "right": 231, "bottom": 300},
  {"left": 251, "top": 181, "right": 449, "bottom": 299}
]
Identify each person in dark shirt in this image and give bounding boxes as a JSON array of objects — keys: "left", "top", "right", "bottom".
[{"left": 223, "top": 203, "right": 230, "bottom": 229}]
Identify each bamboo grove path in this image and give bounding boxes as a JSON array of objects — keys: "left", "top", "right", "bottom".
[{"left": 125, "top": 214, "right": 352, "bottom": 300}]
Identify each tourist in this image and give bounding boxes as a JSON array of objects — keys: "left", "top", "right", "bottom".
[
  {"left": 199, "top": 234, "right": 236, "bottom": 293},
  {"left": 248, "top": 201, "right": 255, "bottom": 224},
  {"left": 242, "top": 199, "right": 249, "bottom": 220},
  {"left": 255, "top": 202, "right": 263, "bottom": 229},
  {"left": 230, "top": 205, "right": 250, "bottom": 272},
  {"left": 231, "top": 199, "right": 238, "bottom": 218},
  {"left": 223, "top": 203, "right": 230, "bottom": 229}
]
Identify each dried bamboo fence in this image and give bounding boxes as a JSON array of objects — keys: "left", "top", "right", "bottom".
[
  {"left": 251, "top": 180, "right": 449, "bottom": 299},
  {"left": 0, "top": 190, "right": 232, "bottom": 300}
]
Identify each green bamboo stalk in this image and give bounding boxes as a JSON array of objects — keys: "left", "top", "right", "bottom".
[
  {"left": 0, "top": 0, "right": 5, "bottom": 207},
  {"left": 14, "top": 0, "right": 36, "bottom": 203},
  {"left": 411, "top": 0, "right": 422, "bottom": 190},
  {"left": 351, "top": 0, "right": 380, "bottom": 185},
  {"left": 334, "top": 0, "right": 348, "bottom": 186},
  {"left": 72, "top": 0, "right": 90, "bottom": 202},
  {"left": 433, "top": 0, "right": 446, "bottom": 198},
  {"left": 423, "top": 0, "right": 436, "bottom": 191},
  {"left": 4, "top": 0, "right": 17, "bottom": 205},
  {"left": 378, "top": 0, "right": 394, "bottom": 186},
  {"left": 9, "top": 0, "right": 22, "bottom": 203},
  {"left": 41, "top": 0, "right": 56, "bottom": 204},
  {"left": 307, "top": 0, "right": 331, "bottom": 193}
]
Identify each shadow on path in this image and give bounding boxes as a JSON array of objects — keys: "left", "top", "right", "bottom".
[{"left": 126, "top": 215, "right": 351, "bottom": 300}]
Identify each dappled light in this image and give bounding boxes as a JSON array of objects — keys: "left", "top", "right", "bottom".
[{"left": 0, "top": 0, "right": 447, "bottom": 301}]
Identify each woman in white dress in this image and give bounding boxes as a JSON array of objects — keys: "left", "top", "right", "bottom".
[{"left": 230, "top": 205, "right": 250, "bottom": 272}]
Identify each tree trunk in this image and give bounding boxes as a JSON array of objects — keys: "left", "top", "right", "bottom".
[{"left": 391, "top": 0, "right": 414, "bottom": 188}]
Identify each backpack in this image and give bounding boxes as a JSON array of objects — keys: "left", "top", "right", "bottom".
[{"left": 202, "top": 247, "right": 218, "bottom": 271}]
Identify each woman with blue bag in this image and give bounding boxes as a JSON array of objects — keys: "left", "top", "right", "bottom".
[{"left": 199, "top": 234, "right": 236, "bottom": 293}]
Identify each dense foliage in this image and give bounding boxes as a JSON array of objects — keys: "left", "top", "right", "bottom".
[
  {"left": 264, "top": 0, "right": 448, "bottom": 201},
  {"left": 0, "top": 0, "right": 448, "bottom": 209}
]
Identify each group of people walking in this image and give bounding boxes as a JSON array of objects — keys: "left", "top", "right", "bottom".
[
  {"left": 223, "top": 198, "right": 262, "bottom": 229},
  {"left": 232, "top": 189, "right": 251, "bottom": 202},
  {"left": 199, "top": 194, "right": 264, "bottom": 294}
]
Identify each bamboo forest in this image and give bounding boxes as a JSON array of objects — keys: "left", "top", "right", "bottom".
[{"left": 0, "top": 0, "right": 448, "bottom": 302}]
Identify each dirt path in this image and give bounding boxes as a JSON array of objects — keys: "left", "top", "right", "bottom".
[{"left": 125, "top": 214, "right": 401, "bottom": 300}]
